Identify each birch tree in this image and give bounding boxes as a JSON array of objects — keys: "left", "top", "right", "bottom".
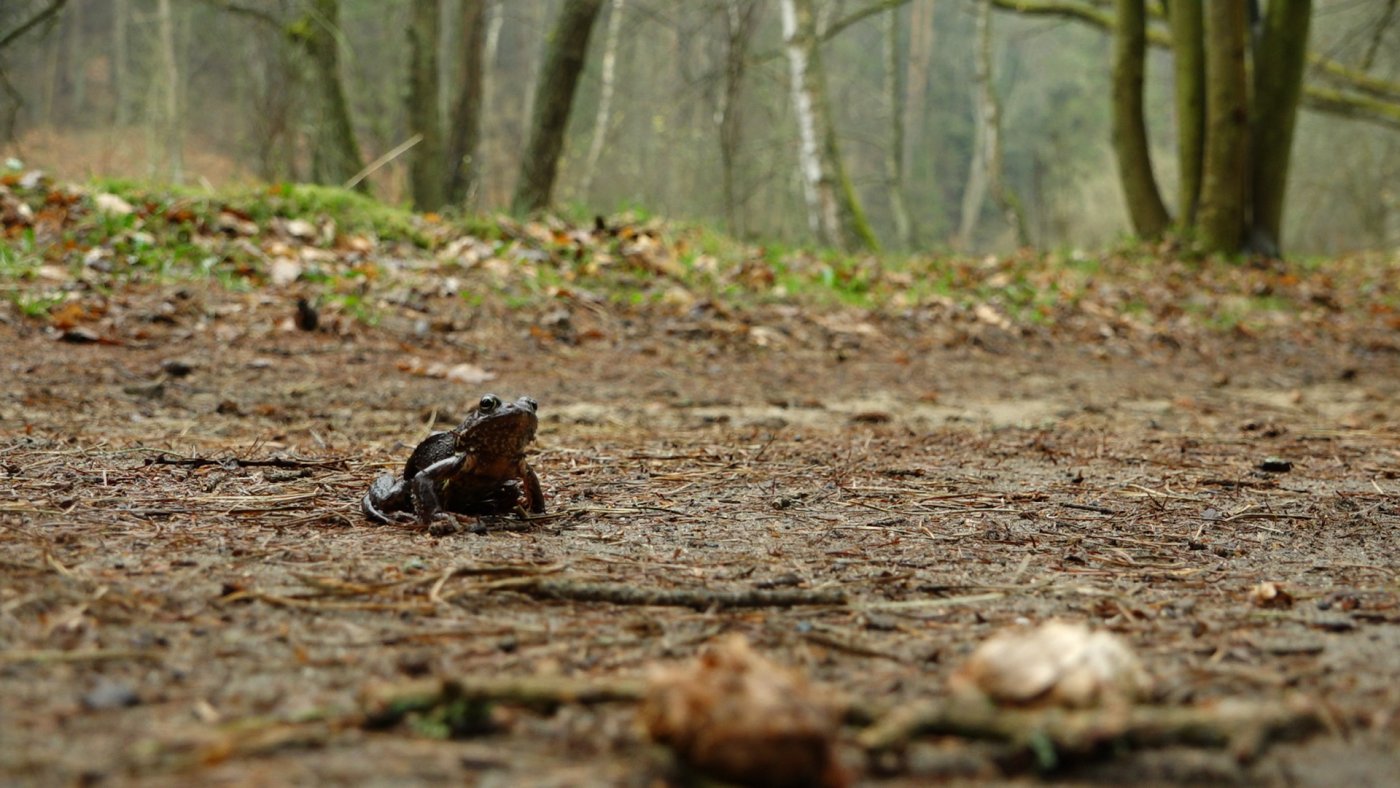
[
  {"left": 779, "top": 0, "right": 877, "bottom": 251},
  {"left": 579, "top": 0, "right": 624, "bottom": 199}
]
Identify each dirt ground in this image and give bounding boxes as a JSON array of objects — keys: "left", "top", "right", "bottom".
[{"left": 2, "top": 279, "right": 1398, "bottom": 786}]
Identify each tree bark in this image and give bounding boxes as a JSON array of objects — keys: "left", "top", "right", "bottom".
[
  {"left": 407, "top": 0, "right": 446, "bottom": 210},
  {"left": 717, "top": 0, "right": 760, "bottom": 237},
  {"left": 579, "top": 0, "right": 624, "bottom": 200},
  {"left": 779, "top": 0, "right": 878, "bottom": 251},
  {"left": 445, "top": 0, "right": 487, "bottom": 205},
  {"left": 152, "top": 0, "right": 184, "bottom": 182},
  {"left": 291, "top": 0, "right": 368, "bottom": 192},
  {"left": 903, "top": 0, "right": 935, "bottom": 246},
  {"left": 958, "top": 0, "right": 1027, "bottom": 250},
  {"left": 1167, "top": 0, "right": 1203, "bottom": 225},
  {"left": 1249, "top": 0, "right": 1311, "bottom": 256},
  {"left": 511, "top": 0, "right": 604, "bottom": 215},
  {"left": 1197, "top": 0, "right": 1248, "bottom": 253},
  {"left": 883, "top": 7, "right": 911, "bottom": 250},
  {"left": 112, "top": 0, "right": 129, "bottom": 125},
  {"left": 1110, "top": 0, "right": 1170, "bottom": 239}
]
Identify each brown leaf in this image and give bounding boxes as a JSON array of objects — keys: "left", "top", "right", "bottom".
[{"left": 641, "top": 635, "right": 846, "bottom": 788}]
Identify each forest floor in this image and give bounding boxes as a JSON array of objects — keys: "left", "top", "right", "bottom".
[{"left": 2, "top": 178, "right": 1399, "bottom": 785}]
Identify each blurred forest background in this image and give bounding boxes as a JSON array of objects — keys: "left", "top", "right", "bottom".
[{"left": 1, "top": 0, "right": 1398, "bottom": 256}]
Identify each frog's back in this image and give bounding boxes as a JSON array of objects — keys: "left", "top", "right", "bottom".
[{"left": 403, "top": 431, "right": 457, "bottom": 478}]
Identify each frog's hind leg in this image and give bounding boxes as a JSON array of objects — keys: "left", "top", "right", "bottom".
[{"left": 363, "top": 473, "right": 411, "bottom": 524}]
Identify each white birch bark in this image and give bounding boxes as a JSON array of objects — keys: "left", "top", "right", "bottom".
[
  {"left": 579, "top": 0, "right": 625, "bottom": 198},
  {"left": 780, "top": 0, "right": 840, "bottom": 247}
]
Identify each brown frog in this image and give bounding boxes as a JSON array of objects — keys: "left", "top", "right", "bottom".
[{"left": 362, "top": 394, "right": 546, "bottom": 534}]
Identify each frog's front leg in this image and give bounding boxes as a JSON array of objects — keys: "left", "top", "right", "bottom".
[
  {"left": 520, "top": 463, "right": 546, "bottom": 514},
  {"left": 411, "top": 451, "right": 479, "bottom": 534},
  {"left": 362, "top": 473, "right": 411, "bottom": 524}
]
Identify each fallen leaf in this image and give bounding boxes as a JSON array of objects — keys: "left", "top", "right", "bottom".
[
  {"left": 949, "top": 620, "right": 1151, "bottom": 708},
  {"left": 640, "top": 635, "right": 846, "bottom": 788}
]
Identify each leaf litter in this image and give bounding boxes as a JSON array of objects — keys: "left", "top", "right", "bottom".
[{"left": 1, "top": 172, "right": 1399, "bottom": 784}]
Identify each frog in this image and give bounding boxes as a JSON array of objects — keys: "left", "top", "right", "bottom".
[{"left": 362, "top": 394, "right": 546, "bottom": 535}]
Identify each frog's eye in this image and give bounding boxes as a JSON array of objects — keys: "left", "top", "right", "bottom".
[
  {"left": 478, "top": 394, "right": 500, "bottom": 412},
  {"left": 521, "top": 396, "right": 538, "bottom": 411}
]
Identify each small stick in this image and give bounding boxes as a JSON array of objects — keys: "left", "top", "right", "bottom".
[
  {"left": 488, "top": 578, "right": 846, "bottom": 610},
  {"left": 857, "top": 697, "right": 1324, "bottom": 763}
]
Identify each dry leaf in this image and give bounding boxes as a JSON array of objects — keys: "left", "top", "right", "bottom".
[
  {"left": 640, "top": 635, "right": 846, "bottom": 788},
  {"left": 93, "top": 193, "right": 134, "bottom": 216},
  {"left": 949, "top": 620, "right": 1151, "bottom": 708},
  {"left": 1251, "top": 582, "right": 1294, "bottom": 609},
  {"left": 396, "top": 357, "right": 496, "bottom": 385}
]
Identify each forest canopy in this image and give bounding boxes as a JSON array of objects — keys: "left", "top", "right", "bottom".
[{"left": 1, "top": 0, "right": 1397, "bottom": 255}]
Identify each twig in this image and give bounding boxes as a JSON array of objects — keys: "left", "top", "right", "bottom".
[
  {"left": 0, "top": 648, "right": 160, "bottom": 665},
  {"left": 344, "top": 134, "right": 422, "bottom": 191},
  {"left": 144, "top": 452, "right": 349, "bottom": 470},
  {"left": 0, "top": 0, "right": 68, "bottom": 50},
  {"left": 361, "top": 675, "right": 646, "bottom": 724},
  {"left": 488, "top": 578, "right": 847, "bottom": 610},
  {"left": 221, "top": 589, "right": 435, "bottom": 614},
  {"left": 857, "top": 697, "right": 1324, "bottom": 764}
]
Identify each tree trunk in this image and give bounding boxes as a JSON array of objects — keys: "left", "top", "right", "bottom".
[
  {"left": 152, "top": 0, "right": 183, "bottom": 182},
  {"left": 445, "top": 0, "right": 487, "bottom": 205},
  {"left": 779, "top": 0, "right": 878, "bottom": 251},
  {"left": 407, "top": 0, "right": 446, "bottom": 210},
  {"left": 903, "top": 0, "right": 935, "bottom": 246},
  {"left": 1249, "top": 0, "right": 1312, "bottom": 256},
  {"left": 510, "top": 0, "right": 604, "bottom": 215},
  {"left": 958, "top": 0, "right": 1026, "bottom": 250},
  {"left": 1110, "top": 0, "right": 1170, "bottom": 239},
  {"left": 292, "top": 0, "right": 368, "bottom": 192},
  {"left": 1197, "top": 0, "right": 1249, "bottom": 253},
  {"left": 1168, "top": 0, "right": 1204, "bottom": 225},
  {"left": 112, "top": 0, "right": 129, "bottom": 126},
  {"left": 956, "top": 2, "right": 991, "bottom": 250},
  {"left": 579, "top": 0, "right": 625, "bottom": 200},
  {"left": 717, "top": 0, "right": 759, "bottom": 237},
  {"left": 479, "top": 0, "right": 505, "bottom": 206},
  {"left": 883, "top": 7, "right": 911, "bottom": 250}
]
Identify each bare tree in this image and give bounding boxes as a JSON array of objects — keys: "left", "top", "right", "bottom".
[
  {"left": 716, "top": 0, "right": 759, "bottom": 236},
  {"left": 151, "top": 0, "right": 184, "bottom": 182},
  {"left": 1249, "top": 0, "right": 1312, "bottom": 255},
  {"left": 511, "top": 0, "right": 604, "bottom": 215},
  {"left": 445, "top": 0, "right": 487, "bottom": 205},
  {"left": 407, "top": 0, "right": 446, "bottom": 209},
  {"left": 290, "top": 0, "right": 368, "bottom": 192},
  {"left": 883, "top": 6, "right": 911, "bottom": 249},
  {"left": 1168, "top": 0, "right": 1203, "bottom": 224},
  {"left": 1109, "top": 0, "right": 1169, "bottom": 239},
  {"left": 1197, "top": 0, "right": 1249, "bottom": 252},
  {"left": 579, "top": 0, "right": 625, "bottom": 200}
]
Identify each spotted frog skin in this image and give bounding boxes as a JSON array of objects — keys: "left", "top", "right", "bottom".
[{"left": 362, "top": 394, "right": 546, "bottom": 534}]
